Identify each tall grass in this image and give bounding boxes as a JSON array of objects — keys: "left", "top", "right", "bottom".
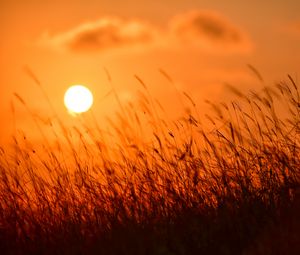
[{"left": 0, "top": 74, "right": 299, "bottom": 254}]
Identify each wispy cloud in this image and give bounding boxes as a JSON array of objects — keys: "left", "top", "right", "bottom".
[
  {"left": 169, "top": 10, "right": 253, "bottom": 54},
  {"left": 39, "top": 17, "right": 157, "bottom": 52},
  {"left": 39, "top": 10, "right": 253, "bottom": 55}
]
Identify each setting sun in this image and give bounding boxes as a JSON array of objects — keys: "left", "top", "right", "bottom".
[{"left": 64, "top": 85, "right": 93, "bottom": 114}]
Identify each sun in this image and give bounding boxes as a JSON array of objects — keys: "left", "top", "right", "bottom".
[{"left": 64, "top": 85, "right": 93, "bottom": 114}]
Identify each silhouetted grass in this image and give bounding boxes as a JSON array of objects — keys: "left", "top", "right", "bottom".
[{"left": 0, "top": 74, "right": 299, "bottom": 254}]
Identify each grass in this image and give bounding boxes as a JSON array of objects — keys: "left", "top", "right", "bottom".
[{"left": 0, "top": 72, "right": 300, "bottom": 254}]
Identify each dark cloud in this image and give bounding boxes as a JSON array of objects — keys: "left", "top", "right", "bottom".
[
  {"left": 170, "top": 10, "right": 252, "bottom": 53},
  {"left": 39, "top": 18, "right": 156, "bottom": 52}
]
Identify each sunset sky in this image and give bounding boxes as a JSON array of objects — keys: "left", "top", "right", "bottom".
[{"left": 1, "top": 0, "right": 299, "bottom": 145}]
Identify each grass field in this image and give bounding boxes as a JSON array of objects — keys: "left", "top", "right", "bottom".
[{"left": 0, "top": 74, "right": 300, "bottom": 254}]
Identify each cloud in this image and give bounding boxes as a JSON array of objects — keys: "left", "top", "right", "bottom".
[
  {"left": 169, "top": 10, "right": 253, "bottom": 54},
  {"left": 38, "top": 10, "right": 252, "bottom": 55},
  {"left": 39, "top": 17, "right": 157, "bottom": 52}
]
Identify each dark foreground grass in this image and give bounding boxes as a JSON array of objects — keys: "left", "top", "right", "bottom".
[{"left": 0, "top": 74, "right": 300, "bottom": 254}]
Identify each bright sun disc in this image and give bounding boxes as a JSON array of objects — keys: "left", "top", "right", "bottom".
[{"left": 64, "top": 85, "right": 93, "bottom": 114}]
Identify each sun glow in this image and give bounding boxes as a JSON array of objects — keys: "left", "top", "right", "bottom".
[{"left": 64, "top": 85, "right": 93, "bottom": 114}]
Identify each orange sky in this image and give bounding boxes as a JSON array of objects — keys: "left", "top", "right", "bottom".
[{"left": 0, "top": 0, "right": 299, "bottom": 145}]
